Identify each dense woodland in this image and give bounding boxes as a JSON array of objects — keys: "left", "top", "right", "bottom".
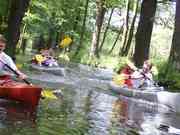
[{"left": 0, "top": 0, "right": 180, "bottom": 89}]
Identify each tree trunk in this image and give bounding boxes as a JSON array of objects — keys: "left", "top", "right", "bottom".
[
  {"left": 21, "top": 38, "right": 27, "bottom": 55},
  {"left": 6, "top": 0, "right": 30, "bottom": 58},
  {"left": 37, "top": 34, "right": 46, "bottom": 52},
  {"left": 18, "top": 20, "right": 27, "bottom": 49},
  {"left": 99, "top": 8, "right": 114, "bottom": 52},
  {"left": 168, "top": 0, "right": 180, "bottom": 71},
  {"left": 90, "top": 0, "right": 106, "bottom": 58},
  {"left": 119, "top": 0, "right": 130, "bottom": 56},
  {"left": 74, "top": 0, "right": 89, "bottom": 56},
  {"left": 133, "top": 0, "right": 157, "bottom": 67},
  {"left": 47, "top": 28, "right": 54, "bottom": 49},
  {"left": 121, "top": 0, "right": 139, "bottom": 56},
  {"left": 108, "top": 22, "right": 124, "bottom": 54}
]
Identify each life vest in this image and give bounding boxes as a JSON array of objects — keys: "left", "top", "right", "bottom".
[
  {"left": 33, "top": 54, "right": 46, "bottom": 64},
  {"left": 120, "top": 66, "right": 134, "bottom": 88},
  {"left": 113, "top": 75, "right": 125, "bottom": 85}
]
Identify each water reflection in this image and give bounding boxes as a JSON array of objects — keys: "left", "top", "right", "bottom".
[
  {"left": 1, "top": 63, "right": 180, "bottom": 135},
  {"left": 37, "top": 89, "right": 90, "bottom": 135},
  {"left": 0, "top": 99, "right": 38, "bottom": 135},
  {"left": 1, "top": 83, "right": 180, "bottom": 135},
  {"left": 111, "top": 96, "right": 180, "bottom": 135},
  {"left": 86, "top": 91, "right": 117, "bottom": 135}
]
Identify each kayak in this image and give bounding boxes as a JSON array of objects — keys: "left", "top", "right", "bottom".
[
  {"left": 30, "top": 64, "right": 65, "bottom": 76},
  {"left": 109, "top": 81, "right": 180, "bottom": 113},
  {"left": 109, "top": 81, "right": 164, "bottom": 102},
  {"left": 0, "top": 80, "right": 42, "bottom": 108}
]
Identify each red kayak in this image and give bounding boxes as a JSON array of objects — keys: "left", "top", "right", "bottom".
[{"left": 0, "top": 75, "right": 42, "bottom": 108}]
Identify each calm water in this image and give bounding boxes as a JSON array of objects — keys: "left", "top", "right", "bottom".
[{"left": 0, "top": 64, "right": 180, "bottom": 135}]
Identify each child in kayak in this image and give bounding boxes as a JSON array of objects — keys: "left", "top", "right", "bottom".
[
  {"left": 0, "top": 34, "right": 27, "bottom": 82},
  {"left": 116, "top": 61, "right": 137, "bottom": 88},
  {"left": 32, "top": 48, "right": 58, "bottom": 67}
]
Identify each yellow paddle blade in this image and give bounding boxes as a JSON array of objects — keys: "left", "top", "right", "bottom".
[
  {"left": 113, "top": 75, "right": 125, "bottom": 85},
  {"left": 59, "top": 36, "right": 72, "bottom": 48},
  {"left": 41, "top": 90, "right": 58, "bottom": 99}
]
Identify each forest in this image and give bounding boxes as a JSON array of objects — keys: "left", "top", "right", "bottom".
[{"left": 0, "top": 0, "right": 180, "bottom": 90}]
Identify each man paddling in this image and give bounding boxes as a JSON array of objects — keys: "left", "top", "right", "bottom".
[
  {"left": 115, "top": 60, "right": 156, "bottom": 89},
  {"left": 0, "top": 34, "right": 27, "bottom": 81}
]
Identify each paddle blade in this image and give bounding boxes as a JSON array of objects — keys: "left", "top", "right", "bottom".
[
  {"left": 59, "top": 36, "right": 72, "bottom": 48},
  {"left": 41, "top": 90, "right": 58, "bottom": 99},
  {"left": 113, "top": 75, "right": 125, "bottom": 85}
]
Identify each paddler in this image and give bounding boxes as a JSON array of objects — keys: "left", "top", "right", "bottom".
[
  {"left": 0, "top": 34, "right": 27, "bottom": 81},
  {"left": 117, "top": 60, "right": 137, "bottom": 88}
]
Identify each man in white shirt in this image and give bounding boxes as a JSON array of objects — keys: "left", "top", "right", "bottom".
[
  {"left": 140, "top": 60, "right": 154, "bottom": 87},
  {"left": 131, "top": 60, "right": 154, "bottom": 88},
  {"left": 0, "top": 34, "right": 26, "bottom": 80}
]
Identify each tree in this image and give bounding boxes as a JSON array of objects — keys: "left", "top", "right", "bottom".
[
  {"left": 90, "top": 0, "right": 106, "bottom": 58},
  {"left": 74, "top": 0, "right": 90, "bottom": 56},
  {"left": 133, "top": 0, "right": 157, "bottom": 67},
  {"left": 121, "top": 0, "right": 139, "bottom": 57},
  {"left": 0, "top": 0, "right": 10, "bottom": 34},
  {"left": 108, "top": 22, "right": 124, "bottom": 54},
  {"left": 119, "top": 0, "right": 130, "bottom": 56},
  {"left": 168, "top": 0, "right": 180, "bottom": 71},
  {"left": 99, "top": 8, "right": 114, "bottom": 52},
  {"left": 6, "top": 0, "right": 30, "bottom": 58},
  {"left": 24, "top": 0, "right": 85, "bottom": 53}
]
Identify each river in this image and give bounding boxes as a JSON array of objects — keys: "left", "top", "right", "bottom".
[{"left": 0, "top": 63, "right": 180, "bottom": 135}]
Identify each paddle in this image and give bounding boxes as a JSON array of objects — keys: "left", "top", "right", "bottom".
[
  {"left": 0, "top": 59, "right": 58, "bottom": 99},
  {"left": 41, "top": 89, "right": 58, "bottom": 99},
  {"left": 0, "top": 59, "right": 31, "bottom": 85},
  {"left": 137, "top": 70, "right": 158, "bottom": 88}
]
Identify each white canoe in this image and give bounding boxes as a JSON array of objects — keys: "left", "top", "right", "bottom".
[{"left": 109, "top": 81, "right": 180, "bottom": 113}]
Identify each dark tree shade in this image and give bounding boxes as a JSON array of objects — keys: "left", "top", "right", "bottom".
[
  {"left": 133, "top": 0, "right": 157, "bottom": 67},
  {"left": 168, "top": 0, "right": 180, "bottom": 71},
  {"left": 6, "top": 0, "right": 30, "bottom": 58}
]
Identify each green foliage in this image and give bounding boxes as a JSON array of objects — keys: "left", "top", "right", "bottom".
[
  {"left": 100, "top": 30, "right": 122, "bottom": 55},
  {"left": 24, "top": 0, "right": 84, "bottom": 37},
  {"left": 154, "top": 60, "right": 180, "bottom": 90},
  {"left": 0, "top": 0, "right": 9, "bottom": 16},
  {"left": 165, "top": 65, "right": 180, "bottom": 90},
  {"left": 105, "top": 0, "right": 124, "bottom": 8},
  {"left": 167, "top": 72, "right": 180, "bottom": 90},
  {"left": 113, "top": 57, "right": 129, "bottom": 73},
  {"left": 5, "top": 0, "right": 178, "bottom": 91},
  {"left": 150, "top": 26, "right": 172, "bottom": 60},
  {"left": 0, "top": 0, "right": 9, "bottom": 34},
  {"left": 71, "top": 48, "right": 88, "bottom": 63}
]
